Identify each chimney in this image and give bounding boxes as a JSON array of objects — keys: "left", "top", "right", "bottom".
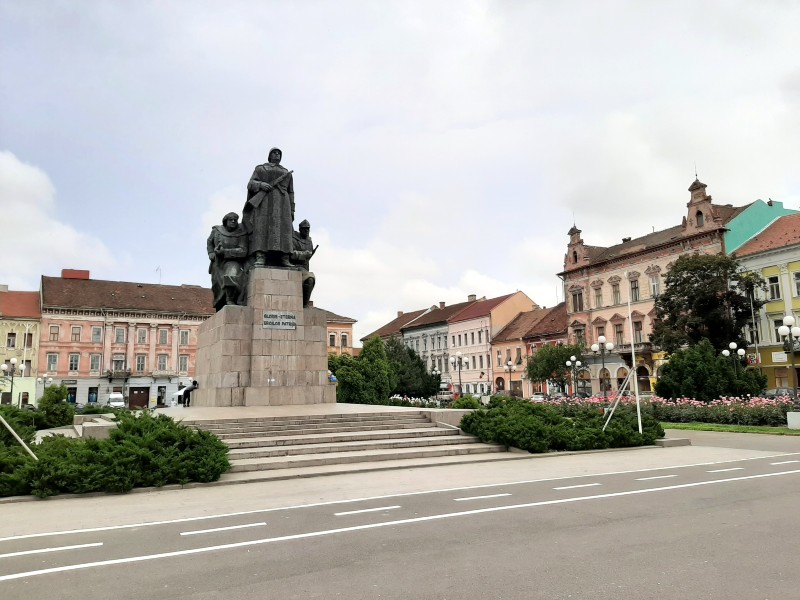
[
  {"left": 0, "top": 285, "right": 7, "bottom": 293},
  {"left": 468, "top": 294, "right": 477, "bottom": 302},
  {"left": 397, "top": 310, "right": 404, "bottom": 318},
  {"left": 767, "top": 198, "right": 773, "bottom": 206},
  {"left": 307, "top": 301, "right": 314, "bottom": 308},
  {"left": 439, "top": 301, "right": 445, "bottom": 309},
  {"left": 62, "top": 269, "right": 90, "bottom": 280},
  {"left": 622, "top": 237, "right": 631, "bottom": 243}
]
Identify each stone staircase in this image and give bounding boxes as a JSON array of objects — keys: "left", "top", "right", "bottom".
[{"left": 185, "top": 411, "right": 518, "bottom": 482}]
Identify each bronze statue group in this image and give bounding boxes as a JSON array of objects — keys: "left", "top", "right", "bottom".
[{"left": 207, "top": 148, "right": 316, "bottom": 311}]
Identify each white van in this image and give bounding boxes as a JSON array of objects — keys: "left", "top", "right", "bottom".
[{"left": 106, "top": 393, "right": 126, "bottom": 408}]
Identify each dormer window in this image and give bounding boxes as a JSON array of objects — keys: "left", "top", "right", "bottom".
[{"left": 696, "top": 210, "right": 704, "bottom": 227}]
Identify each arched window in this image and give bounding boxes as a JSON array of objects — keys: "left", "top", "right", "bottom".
[
  {"left": 599, "top": 368, "right": 611, "bottom": 392},
  {"left": 573, "top": 250, "right": 578, "bottom": 263},
  {"left": 636, "top": 366, "right": 652, "bottom": 392},
  {"left": 495, "top": 377, "right": 505, "bottom": 391},
  {"left": 616, "top": 367, "right": 628, "bottom": 389},
  {"left": 696, "top": 210, "right": 704, "bottom": 227}
]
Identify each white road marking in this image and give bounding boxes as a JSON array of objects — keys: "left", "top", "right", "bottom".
[
  {"left": 334, "top": 506, "right": 400, "bottom": 516},
  {"left": 636, "top": 475, "right": 678, "bottom": 481},
  {"left": 770, "top": 460, "right": 800, "bottom": 465},
  {"left": 180, "top": 522, "right": 266, "bottom": 536},
  {"left": 4, "top": 452, "right": 799, "bottom": 544},
  {"left": 553, "top": 483, "right": 601, "bottom": 490},
  {"left": 707, "top": 467, "right": 745, "bottom": 473},
  {"left": 453, "top": 493, "right": 512, "bottom": 502},
  {"left": 2, "top": 469, "right": 799, "bottom": 582},
  {"left": 0, "top": 542, "right": 102, "bottom": 560}
]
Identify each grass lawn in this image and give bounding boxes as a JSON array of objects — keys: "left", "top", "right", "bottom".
[{"left": 663, "top": 422, "right": 800, "bottom": 436}]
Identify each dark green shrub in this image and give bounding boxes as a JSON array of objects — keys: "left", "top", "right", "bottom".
[
  {"left": 452, "top": 396, "right": 481, "bottom": 410},
  {"left": 0, "top": 406, "right": 36, "bottom": 447},
  {"left": 34, "top": 385, "right": 75, "bottom": 429}
]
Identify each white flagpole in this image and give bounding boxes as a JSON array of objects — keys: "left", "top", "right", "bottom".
[{"left": 626, "top": 272, "right": 643, "bottom": 433}]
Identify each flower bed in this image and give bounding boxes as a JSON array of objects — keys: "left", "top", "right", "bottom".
[{"left": 537, "top": 395, "right": 797, "bottom": 427}]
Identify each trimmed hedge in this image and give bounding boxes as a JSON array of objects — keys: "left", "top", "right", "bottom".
[
  {"left": 460, "top": 397, "right": 664, "bottom": 453},
  {"left": 0, "top": 411, "right": 230, "bottom": 498}
]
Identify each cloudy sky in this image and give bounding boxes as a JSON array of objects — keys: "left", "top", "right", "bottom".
[{"left": 2, "top": 1, "right": 799, "bottom": 342}]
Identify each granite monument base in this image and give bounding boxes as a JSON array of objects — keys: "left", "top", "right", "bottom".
[{"left": 193, "top": 267, "right": 336, "bottom": 407}]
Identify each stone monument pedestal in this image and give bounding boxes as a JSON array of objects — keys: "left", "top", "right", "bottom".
[{"left": 193, "top": 268, "right": 335, "bottom": 407}]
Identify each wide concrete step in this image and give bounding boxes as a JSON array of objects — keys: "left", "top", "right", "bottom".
[
  {"left": 224, "top": 427, "right": 459, "bottom": 449},
  {"left": 227, "top": 434, "right": 478, "bottom": 459},
  {"left": 200, "top": 417, "right": 431, "bottom": 434},
  {"left": 183, "top": 412, "right": 428, "bottom": 427},
  {"left": 215, "top": 452, "right": 531, "bottom": 484},
  {"left": 211, "top": 422, "right": 440, "bottom": 439},
  {"left": 228, "top": 443, "right": 507, "bottom": 472}
]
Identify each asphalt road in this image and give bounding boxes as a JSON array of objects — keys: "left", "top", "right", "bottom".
[{"left": 1, "top": 432, "right": 799, "bottom": 599}]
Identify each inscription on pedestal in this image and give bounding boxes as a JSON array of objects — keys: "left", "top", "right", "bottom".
[{"left": 263, "top": 311, "right": 297, "bottom": 330}]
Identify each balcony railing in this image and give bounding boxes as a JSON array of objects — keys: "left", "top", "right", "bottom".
[{"left": 614, "top": 341, "right": 653, "bottom": 353}]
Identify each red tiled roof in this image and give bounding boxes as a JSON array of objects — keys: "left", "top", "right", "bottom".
[
  {"left": 41, "top": 276, "right": 214, "bottom": 315},
  {"left": 360, "top": 308, "right": 427, "bottom": 341},
  {"left": 492, "top": 307, "right": 551, "bottom": 343},
  {"left": 0, "top": 291, "right": 41, "bottom": 318},
  {"left": 401, "top": 300, "right": 476, "bottom": 331},
  {"left": 320, "top": 308, "right": 357, "bottom": 324},
  {"left": 524, "top": 303, "right": 568, "bottom": 339},
  {"left": 448, "top": 294, "right": 513, "bottom": 323},
  {"left": 735, "top": 213, "right": 800, "bottom": 257}
]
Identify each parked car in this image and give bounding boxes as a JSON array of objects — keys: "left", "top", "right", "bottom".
[
  {"left": 531, "top": 392, "right": 549, "bottom": 402},
  {"left": 764, "top": 388, "right": 796, "bottom": 399},
  {"left": 106, "top": 393, "right": 126, "bottom": 408}
]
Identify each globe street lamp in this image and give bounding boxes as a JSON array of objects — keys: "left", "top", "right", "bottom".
[
  {"left": 505, "top": 360, "right": 516, "bottom": 397},
  {"left": 721, "top": 342, "right": 746, "bottom": 375},
  {"left": 449, "top": 352, "right": 465, "bottom": 397},
  {"left": 565, "top": 355, "right": 581, "bottom": 396},
  {"left": 590, "top": 335, "right": 614, "bottom": 400},
  {"left": 1, "top": 358, "right": 26, "bottom": 408},
  {"left": 778, "top": 315, "right": 800, "bottom": 399}
]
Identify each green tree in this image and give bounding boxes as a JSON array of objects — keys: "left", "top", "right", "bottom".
[
  {"left": 384, "top": 336, "right": 438, "bottom": 398},
  {"left": 525, "top": 344, "right": 583, "bottom": 392},
  {"left": 654, "top": 338, "right": 767, "bottom": 402},
  {"left": 35, "top": 384, "right": 75, "bottom": 429},
  {"left": 334, "top": 337, "right": 393, "bottom": 404},
  {"left": 651, "top": 254, "right": 766, "bottom": 353}
]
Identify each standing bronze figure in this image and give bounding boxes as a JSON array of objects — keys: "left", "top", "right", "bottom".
[
  {"left": 207, "top": 212, "right": 249, "bottom": 311},
  {"left": 242, "top": 147, "right": 295, "bottom": 268},
  {"left": 291, "top": 219, "right": 317, "bottom": 308}
]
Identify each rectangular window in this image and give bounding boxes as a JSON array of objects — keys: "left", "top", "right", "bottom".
[
  {"left": 112, "top": 354, "right": 125, "bottom": 371},
  {"left": 471, "top": 355, "right": 476, "bottom": 369},
  {"left": 650, "top": 275, "right": 660, "bottom": 298},
  {"left": 505, "top": 348, "right": 512, "bottom": 363},
  {"left": 68, "top": 353, "right": 79, "bottom": 371},
  {"left": 479, "top": 355, "right": 484, "bottom": 369},
  {"left": 612, "top": 284, "right": 621, "bottom": 305},
  {"left": 452, "top": 335, "right": 455, "bottom": 347},
  {"left": 571, "top": 291, "right": 584, "bottom": 312},
  {"left": 341, "top": 333, "right": 348, "bottom": 348},
  {"left": 423, "top": 338, "right": 427, "bottom": 351},
  {"left": 136, "top": 354, "right": 146, "bottom": 372},
  {"left": 90, "top": 354, "right": 101, "bottom": 372},
  {"left": 497, "top": 351, "right": 502, "bottom": 367},
  {"left": 47, "top": 353, "right": 58, "bottom": 372},
  {"left": 24, "top": 333, "right": 33, "bottom": 348},
  {"left": 614, "top": 324, "right": 624, "bottom": 346},
  {"left": 115, "top": 327, "right": 125, "bottom": 343},
  {"left": 71, "top": 326, "right": 81, "bottom": 342},
  {"left": 768, "top": 276, "right": 781, "bottom": 300},
  {"left": 794, "top": 272, "right": 800, "bottom": 297},
  {"left": 775, "top": 319, "right": 786, "bottom": 343},
  {"left": 471, "top": 332, "right": 475, "bottom": 345},
  {"left": 478, "top": 330, "right": 482, "bottom": 344},
  {"left": 49, "top": 325, "right": 59, "bottom": 341},
  {"left": 137, "top": 329, "right": 147, "bottom": 344},
  {"left": 515, "top": 347, "right": 522, "bottom": 364},
  {"left": 92, "top": 327, "right": 102, "bottom": 343},
  {"left": 630, "top": 280, "right": 640, "bottom": 302},
  {"left": 158, "top": 329, "right": 168, "bottom": 345},
  {"left": 574, "top": 328, "right": 585, "bottom": 345},
  {"left": 6, "top": 333, "right": 15, "bottom": 348},
  {"left": 179, "top": 355, "right": 189, "bottom": 373},
  {"left": 596, "top": 326, "right": 605, "bottom": 340},
  {"left": 633, "top": 321, "right": 643, "bottom": 344},
  {"left": 594, "top": 288, "right": 603, "bottom": 308},
  {"left": 415, "top": 340, "right": 419, "bottom": 351},
  {"left": 179, "top": 330, "right": 189, "bottom": 346},
  {"left": 458, "top": 334, "right": 462, "bottom": 346},
  {"left": 329, "top": 333, "right": 336, "bottom": 347},
  {"left": 157, "top": 354, "right": 168, "bottom": 370}
]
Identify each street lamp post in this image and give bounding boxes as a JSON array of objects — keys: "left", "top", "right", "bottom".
[
  {"left": 722, "top": 342, "right": 746, "bottom": 375},
  {"left": 590, "top": 335, "right": 614, "bottom": 400},
  {"left": 777, "top": 315, "right": 800, "bottom": 399},
  {"left": 36, "top": 375, "right": 54, "bottom": 398},
  {"left": 1, "top": 358, "right": 26, "bottom": 408},
  {"left": 565, "top": 355, "right": 581, "bottom": 396},
  {"left": 505, "top": 360, "right": 516, "bottom": 397},
  {"left": 449, "top": 352, "right": 465, "bottom": 397}
]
